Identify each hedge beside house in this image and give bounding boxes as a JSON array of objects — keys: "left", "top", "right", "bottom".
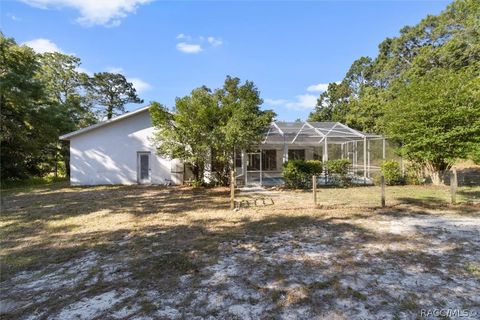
[{"left": 283, "top": 160, "right": 323, "bottom": 189}]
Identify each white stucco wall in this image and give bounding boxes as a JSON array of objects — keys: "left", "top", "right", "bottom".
[{"left": 69, "top": 110, "right": 173, "bottom": 185}]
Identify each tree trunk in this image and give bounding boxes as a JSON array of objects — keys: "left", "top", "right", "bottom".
[
  {"left": 429, "top": 170, "right": 444, "bottom": 185},
  {"left": 107, "top": 105, "right": 113, "bottom": 119},
  {"left": 192, "top": 163, "right": 200, "bottom": 181},
  {"left": 425, "top": 162, "right": 449, "bottom": 185}
]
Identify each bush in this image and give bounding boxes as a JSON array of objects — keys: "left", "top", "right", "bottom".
[
  {"left": 404, "top": 162, "right": 425, "bottom": 185},
  {"left": 324, "top": 159, "right": 350, "bottom": 176},
  {"left": 283, "top": 160, "right": 323, "bottom": 189},
  {"left": 324, "top": 159, "right": 351, "bottom": 186},
  {"left": 380, "top": 160, "right": 404, "bottom": 185},
  {"left": 189, "top": 179, "right": 205, "bottom": 188}
]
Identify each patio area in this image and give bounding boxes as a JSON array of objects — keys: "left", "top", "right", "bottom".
[{"left": 234, "top": 121, "right": 397, "bottom": 186}]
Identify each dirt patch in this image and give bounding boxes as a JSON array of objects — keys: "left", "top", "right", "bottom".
[{"left": 1, "top": 185, "right": 479, "bottom": 319}]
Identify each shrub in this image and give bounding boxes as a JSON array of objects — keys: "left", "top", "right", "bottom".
[
  {"left": 189, "top": 179, "right": 205, "bottom": 188},
  {"left": 404, "top": 162, "right": 425, "bottom": 185},
  {"left": 283, "top": 160, "right": 323, "bottom": 189},
  {"left": 324, "top": 159, "right": 350, "bottom": 176},
  {"left": 380, "top": 160, "right": 404, "bottom": 185},
  {"left": 324, "top": 159, "right": 351, "bottom": 186}
]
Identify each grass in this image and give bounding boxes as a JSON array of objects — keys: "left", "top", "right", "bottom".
[
  {"left": 465, "top": 262, "right": 480, "bottom": 278},
  {"left": 313, "top": 185, "right": 480, "bottom": 208},
  {"left": 1, "top": 183, "right": 479, "bottom": 318},
  {"left": 0, "top": 176, "right": 68, "bottom": 190},
  {"left": 1, "top": 183, "right": 478, "bottom": 279}
]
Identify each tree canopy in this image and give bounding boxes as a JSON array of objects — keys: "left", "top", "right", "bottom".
[
  {"left": 308, "top": 0, "right": 480, "bottom": 182},
  {"left": 86, "top": 72, "right": 143, "bottom": 120},
  {"left": 0, "top": 33, "right": 144, "bottom": 180},
  {"left": 150, "top": 76, "right": 274, "bottom": 184},
  {"left": 1, "top": 34, "right": 49, "bottom": 179}
]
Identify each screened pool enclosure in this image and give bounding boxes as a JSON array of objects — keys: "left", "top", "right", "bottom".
[{"left": 234, "top": 121, "right": 397, "bottom": 186}]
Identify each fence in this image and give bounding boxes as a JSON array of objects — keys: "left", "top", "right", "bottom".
[{"left": 310, "top": 170, "right": 475, "bottom": 209}]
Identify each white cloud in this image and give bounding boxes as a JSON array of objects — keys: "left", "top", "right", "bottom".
[
  {"left": 128, "top": 77, "right": 151, "bottom": 93},
  {"left": 176, "top": 42, "right": 203, "bottom": 54},
  {"left": 285, "top": 94, "right": 318, "bottom": 110},
  {"left": 306, "top": 81, "right": 341, "bottom": 92},
  {"left": 207, "top": 36, "right": 222, "bottom": 47},
  {"left": 265, "top": 95, "right": 317, "bottom": 110},
  {"left": 22, "top": 38, "right": 63, "bottom": 53},
  {"left": 175, "top": 34, "right": 222, "bottom": 53},
  {"left": 7, "top": 13, "right": 21, "bottom": 21},
  {"left": 176, "top": 33, "right": 191, "bottom": 40},
  {"left": 264, "top": 98, "right": 288, "bottom": 106},
  {"left": 307, "top": 83, "right": 329, "bottom": 93},
  {"left": 76, "top": 66, "right": 92, "bottom": 76},
  {"left": 106, "top": 66, "right": 124, "bottom": 73},
  {"left": 21, "top": 0, "right": 152, "bottom": 27}
]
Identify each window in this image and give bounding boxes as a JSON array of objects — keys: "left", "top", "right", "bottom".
[
  {"left": 262, "top": 150, "right": 277, "bottom": 171},
  {"left": 288, "top": 149, "right": 305, "bottom": 161},
  {"left": 235, "top": 151, "right": 242, "bottom": 168}
]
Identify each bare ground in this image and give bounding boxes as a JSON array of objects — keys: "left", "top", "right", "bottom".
[{"left": 1, "top": 184, "right": 479, "bottom": 319}]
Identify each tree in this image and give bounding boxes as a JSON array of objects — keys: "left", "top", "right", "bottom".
[
  {"left": 150, "top": 76, "right": 274, "bottom": 185},
  {"left": 1, "top": 33, "right": 143, "bottom": 181},
  {"left": 383, "top": 66, "right": 480, "bottom": 185},
  {"left": 308, "top": 0, "right": 480, "bottom": 184},
  {"left": 150, "top": 87, "right": 218, "bottom": 181},
  {"left": 309, "top": 0, "right": 480, "bottom": 134},
  {"left": 36, "top": 52, "right": 97, "bottom": 176},
  {"left": 86, "top": 72, "right": 143, "bottom": 120},
  {"left": 212, "top": 76, "right": 274, "bottom": 183},
  {"left": 0, "top": 34, "right": 52, "bottom": 179},
  {"left": 308, "top": 57, "right": 375, "bottom": 130},
  {"left": 308, "top": 81, "right": 350, "bottom": 123}
]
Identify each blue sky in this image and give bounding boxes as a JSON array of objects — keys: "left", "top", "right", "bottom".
[{"left": 2, "top": 0, "right": 450, "bottom": 121}]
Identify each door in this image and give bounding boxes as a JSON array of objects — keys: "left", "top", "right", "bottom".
[
  {"left": 137, "top": 152, "right": 151, "bottom": 184},
  {"left": 246, "top": 151, "right": 262, "bottom": 185}
]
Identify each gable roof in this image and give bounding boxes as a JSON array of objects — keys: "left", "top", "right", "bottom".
[
  {"left": 59, "top": 106, "right": 151, "bottom": 140},
  {"left": 263, "top": 121, "right": 382, "bottom": 144}
]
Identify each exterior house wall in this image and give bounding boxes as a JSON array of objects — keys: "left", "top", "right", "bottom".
[{"left": 69, "top": 111, "right": 173, "bottom": 185}]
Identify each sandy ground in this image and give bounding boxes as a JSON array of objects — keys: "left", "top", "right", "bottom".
[{"left": 1, "top": 202, "right": 479, "bottom": 319}]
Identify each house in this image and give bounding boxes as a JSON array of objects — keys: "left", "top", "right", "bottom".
[
  {"left": 60, "top": 106, "right": 386, "bottom": 186},
  {"left": 60, "top": 106, "right": 175, "bottom": 185}
]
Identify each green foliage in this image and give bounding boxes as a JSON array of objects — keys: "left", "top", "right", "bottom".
[
  {"left": 1, "top": 176, "right": 68, "bottom": 190},
  {"left": 404, "top": 162, "right": 424, "bottom": 185},
  {"left": 0, "top": 34, "right": 51, "bottom": 179},
  {"left": 324, "top": 159, "right": 351, "bottom": 186},
  {"left": 210, "top": 76, "right": 274, "bottom": 183},
  {"left": 150, "top": 87, "right": 217, "bottom": 181},
  {"left": 150, "top": 76, "right": 274, "bottom": 184},
  {"left": 283, "top": 160, "right": 323, "bottom": 189},
  {"left": 189, "top": 179, "right": 205, "bottom": 188},
  {"left": 380, "top": 161, "right": 404, "bottom": 186},
  {"left": 324, "top": 159, "right": 350, "bottom": 176},
  {"left": 384, "top": 67, "right": 480, "bottom": 184},
  {"left": 36, "top": 52, "right": 97, "bottom": 177},
  {"left": 1, "top": 32, "right": 141, "bottom": 180},
  {"left": 85, "top": 72, "right": 143, "bottom": 119},
  {"left": 308, "top": 0, "right": 480, "bottom": 184}
]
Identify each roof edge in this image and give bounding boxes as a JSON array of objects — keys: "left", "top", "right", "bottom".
[{"left": 59, "top": 105, "right": 151, "bottom": 140}]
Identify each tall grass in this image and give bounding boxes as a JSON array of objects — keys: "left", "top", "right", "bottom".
[{"left": 1, "top": 176, "right": 68, "bottom": 190}]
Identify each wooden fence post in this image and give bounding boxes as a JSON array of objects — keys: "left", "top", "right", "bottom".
[
  {"left": 450, "top": 167, "right": 457, "bottom": 205},
  {"left": 312, "top": 175, "right": 317, "bottom": 205},
  {"left": 380, "top": 175, "right": 386, "bottom": 208},
  {"left": 230, "top": 170, "right": 235, "bottom": 210}
]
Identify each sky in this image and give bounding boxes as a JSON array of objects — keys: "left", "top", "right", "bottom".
[{"left": 1, "top": 0, "right": 451, "bottom": 121}]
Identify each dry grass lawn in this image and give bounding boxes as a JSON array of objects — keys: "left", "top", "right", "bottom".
[{"left": 1, "top": 183, "right": 479, "bottom": 319}]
